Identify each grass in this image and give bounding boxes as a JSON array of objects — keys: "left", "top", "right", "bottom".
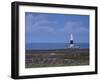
[{"left": 25, "top": 48, "right": 89, "bottom": 68}]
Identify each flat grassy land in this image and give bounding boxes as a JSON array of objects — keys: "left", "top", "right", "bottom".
[{"left": 25, "top": 48, "right": 89, "bottom": 68}]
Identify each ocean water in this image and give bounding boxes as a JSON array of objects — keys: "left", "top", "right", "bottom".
[{"left": 26, "top": 43, "right": 89, "bottom": 50}]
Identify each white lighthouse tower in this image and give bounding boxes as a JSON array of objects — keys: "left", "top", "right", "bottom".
[{"left": 69, "top": 33, "right": 74, "bottom": 48}]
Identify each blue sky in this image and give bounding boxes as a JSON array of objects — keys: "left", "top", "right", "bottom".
[{"left": 25, "top": 12, "right": 89, "bottom": 43}]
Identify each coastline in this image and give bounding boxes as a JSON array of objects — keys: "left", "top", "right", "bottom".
[{"left": 26, "top": 48, "right": 89, "bottom": 53}]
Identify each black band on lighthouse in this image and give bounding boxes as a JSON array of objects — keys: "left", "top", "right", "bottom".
[{"left": 70, "top": 40, "right": 73, "bottom": 44}]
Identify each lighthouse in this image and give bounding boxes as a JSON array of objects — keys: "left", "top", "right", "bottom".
[{"left": 69, "top": 33, "right": 74, "bottom": 48}]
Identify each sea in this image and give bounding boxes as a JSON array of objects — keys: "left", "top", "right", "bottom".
[{"left": 26, "top": 43, "right": 89, "bottom": 50}]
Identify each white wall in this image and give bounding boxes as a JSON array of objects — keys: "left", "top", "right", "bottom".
[{"left": 0, "top": 0, "right": 99, "bottom": 81}]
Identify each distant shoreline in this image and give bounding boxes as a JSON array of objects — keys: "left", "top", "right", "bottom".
[{"left": 26, "top": 48, "right": 89, "bottom": 53}]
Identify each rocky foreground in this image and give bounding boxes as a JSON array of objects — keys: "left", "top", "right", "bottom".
[{"left": 25, "top": 48, "right": 89, "bottom": 68}]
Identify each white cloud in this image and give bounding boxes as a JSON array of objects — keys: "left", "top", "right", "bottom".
[
  {"left": 62, "top": 21, "right": 88, "bottom": 33},
  {"left": 26, "top": 13, "right": 89, "bottom": 40},
  {"left": 25, "top": 13, "right": 58, "bottom": 34}
]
